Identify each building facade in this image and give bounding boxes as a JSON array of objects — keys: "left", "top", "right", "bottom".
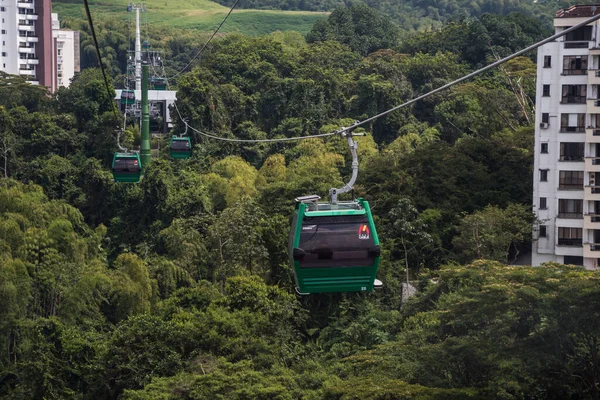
[
  {"left": 0, "top": 0, "right": 77, "bottom": 90},
  {"left": 52, "top": 13, "right": 79, "bottom": 89},
  {"left": 533, "top": 5, "right": 600, "bottom": 269}
]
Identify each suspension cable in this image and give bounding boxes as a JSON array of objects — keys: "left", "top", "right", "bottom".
[
  {"left": 164, "top": 11, "right": 600, "bottom": 143},
  {"left": 83, "top": 0, "right": 120, "bottom": 125},
  {"left": 348, "top": 12, "right": 600, "bottom": 133},
  {"left": 168, "top": 0, "right": 242, "bottom": 80}
]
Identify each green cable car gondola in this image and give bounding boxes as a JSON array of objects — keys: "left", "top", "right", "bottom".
[
  {"left": 121, "top": 89, "right": 135, "bottom": 105},
  {"left": 169, "top": 136, "right": 192, "bottom": 159},
  {"left": 289, "top": 196, "right": 381, "bottom": 294},
  {"left": 288, "top": 127, "right": 382, "bottom": 294},
  {"left": 153, "top": 77, "right": 166, "bottom": 90},
  {"left": 112, "top": 152, "right": 142, "bottom": 182}
]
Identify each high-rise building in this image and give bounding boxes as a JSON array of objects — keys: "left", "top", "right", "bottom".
[
  {"left": 52, "top": 13, "right": 79, "bottom": 89},
  {"left": 0, "top": 0, "right": 77, "bottom": 90},
  {"left": 533, "top": 5, "right": 600, "bottom": 269}
]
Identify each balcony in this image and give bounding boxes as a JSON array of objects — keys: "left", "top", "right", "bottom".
[
  {"left": 18, "top": 69, "right": 35, "bottom": 76},
  {"left": 18, "top": 47, "right": 35, "bottom": 54},
  {"left": 25, "top": 37, "right": 38, "bottom": 43},
  {"left": 560, "top": 126, "right": 586, "bottom": 133},
  {"left": 584, "top": 243, "right": 600, "bottom": 257},
  {"left": 585, "top": 156, "right": 600, "bottom": 171},
  {"left": 18, "top": 25, "right": 34, "bottom": 32},
  {"left": 586, "top": 128, "right": 600, "bottom": 143},
  {"left": 564, "top": 41, "right": 590, "bottom": 49},
  {"left": 563, "top": 96, "right": 588, "bottom": 105},
  {"left": 584, "top": 213, "right": 600, "bottom": 229},
  {"left": 588, "top": 99, "right": 600, "bottom": 113},
  {"left": 589, "top": 69, "right": 600, "bottom": 85},
  {"left": 25, "top": 14, "right": 38, "bottom": 20},
  {"left": 25, "top": 58, "right": 38, "bottom": 65},
  {"left": 585, "top": 185, "right": 600, "bottom": 200},
  {"left": 17, "top": 2, "right": 35, "bottom": 8}
]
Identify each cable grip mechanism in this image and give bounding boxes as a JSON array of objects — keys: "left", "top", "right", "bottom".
[{"left": 329, "top": 123, "right": 364, "bottom": 204}]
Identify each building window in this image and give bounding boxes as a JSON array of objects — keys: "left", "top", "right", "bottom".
[
  {"left": 1, "top": 30, "right": 5, "bottom": 34},
  {"left": 558, "top": 227, "right": 583, "bottom": 246},
  {"left": 559, "top": 142, "right": 584, "bottom": 161},
  {"left": 544, "top": 56, "right": 551, "bottom": 68},
  {"left": 565, "top": 26, "right": 593, "bottom": 41},
  {"left": 563, "top": 55, "right": 588, "bottom": 75},
  {"left": 562, "top": 85, "right": 587, "bottom": 104},
  {"left": 541, "top": 143, "right": 548, "bottom": 154},
  {"left": 540, "top": 169, "right": 549, "bottom": 182},
  {"left": 0, "top": 7, "right": 5, "bottom": 11},
  {"left": 542, "top": 113, "right": 550, "bottom": 124},
  {"left": 560, "top": 113, "right": 586, "bottom": 132},
  {"left": 558, "top": 199, "right": 583, "bottom": 218},
  {"left": 559, "top": 170, "right": 584, "bottom": 189},
  {"left": 539, "top": 225, "right": 547, "bottom": 237},
  {"left": 564, "top": 256, "right": 584, "bottom": 266},
  {"left": 540, "top": 197, "right": 547, "bottom": 209},
  {"left": 543, "top": 85, "right": 550, "bottom": 97}
]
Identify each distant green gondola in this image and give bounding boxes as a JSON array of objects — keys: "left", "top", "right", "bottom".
[
  {"left": 289, "top": 197, "right": 381, "bottom": 294},
  {"left": 112, "top": 152, "right": 142, "bottom": 182},
  {"left": 153, "top": 77, "right": 166, "bottom": 90},
  {"left": 121, "top": 89, "right": 135, "bottom": 105},
  {"left": 169, "top": 136, "right": 192, "bottom": 159}
]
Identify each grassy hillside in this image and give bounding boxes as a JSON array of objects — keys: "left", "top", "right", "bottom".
[{"left": 52, "top": 0, "right": 328, "bottom": 35}]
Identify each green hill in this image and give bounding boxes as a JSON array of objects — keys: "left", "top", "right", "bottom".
[{"left": 52, "top": 0, "right": 328, "bottom": 35}]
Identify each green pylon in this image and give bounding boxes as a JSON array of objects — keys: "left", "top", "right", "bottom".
[{"left": 140, "top": 62, "right": 151, "bottom": 170}]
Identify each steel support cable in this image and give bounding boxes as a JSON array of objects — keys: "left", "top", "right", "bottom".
[
  {"left": 344, "top": 12, "right": 600, "bottom": 134},
  {"left": 83, "top": 0, "right": 120, "bottom": 125},
  {"left": 163, "top": 12, "right": 600, "bottom": 143},
  {"left": 168, "top": 0, "right": 242, "bottom": 80},
  {"left": 161, "top": 62, "right": 338, "bottom": 142}
]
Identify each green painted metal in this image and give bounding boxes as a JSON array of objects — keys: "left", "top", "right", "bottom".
[
  {"left": 153, "top": 77, "right": 166, "bottom": 90},
  {"left": 121, "top": 89, "right": 135, "bottom": 105},
  {"left": 289, "top": 198, "right": 381, "bottom": 294},
  {"left": 169, "top": 136, "right": 192, "bottom": 159},
  {"left": 140, "top": 63, "right": 151, "bottom": 170},
  {"left": 112, "top": 152, "right": 142, "bottom": 182}
]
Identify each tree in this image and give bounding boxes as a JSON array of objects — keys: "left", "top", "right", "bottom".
[
  {"left": 306, "top": 4, "right": 401, "bottom": 56},
  {"left": 385, "top": 198, "right": 434, "bottom": 280},
  {"left": 452, "top": 203, "right": 536, "bottom": 263}
]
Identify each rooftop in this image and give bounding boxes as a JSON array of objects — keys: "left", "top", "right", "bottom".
[{"left": 556, "top": 4, "right": 600, "bottom": 18}]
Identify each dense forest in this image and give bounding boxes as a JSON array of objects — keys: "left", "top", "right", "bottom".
[
  {"left": 213, "top": 0, "right": 593, "bottom": 30},
  {"left": 1, "top": 3, "right": 598, "bottom": 399}
]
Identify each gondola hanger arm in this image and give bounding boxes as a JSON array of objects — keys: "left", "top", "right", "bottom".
[{"left": 329, "top": 123, "right": 362, "bottom": 204}]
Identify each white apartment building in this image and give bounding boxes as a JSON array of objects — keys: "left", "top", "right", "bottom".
[
  {"left": 0, "top": 0, "right": 77, "bottom": 91},
  {"left": 52, "top": 13, "right": 79, "bottom": 89},
  {"left": 0, "top": 0, "right": 53, "bottom": 88},
  {"left": 533, "top": 5, "right": 600, "bottom": 269}
]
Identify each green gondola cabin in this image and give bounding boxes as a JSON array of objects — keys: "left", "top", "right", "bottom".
[
  {"left": 112, "top": 152, "right": 142, "bottom": 182},
  {"left": 153, "top": 78, "right": 166, "bottom": 90},
  {"left": 121, "top": 90, "right": 135, "bottom": 105},
  {"left": 169, "top": 136, "right": 192, "bottom": 159},
  {"left": 289, "top": 197, "right": 381, "bottom": 294}
]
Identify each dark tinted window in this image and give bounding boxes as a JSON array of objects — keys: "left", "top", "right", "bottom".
[
  {"left": 298, "top": 215, "right": 377, "bottom": 268},
  {"left": 172, "top": 140, "right": 190, "bottom": 150},
  {"left": 113, "top": 158, "right": 141, "bottom": 172}
]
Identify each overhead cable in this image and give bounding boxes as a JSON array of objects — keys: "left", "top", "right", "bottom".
[
  {"left": 348, "top": 12, "right": 600, "bottom": 133},
  {"left": 167, "top": 11, "right": 600, "bottom": 143},
  {"left": 83, "top": 0, "right": 120, "bottom": 124},
  {"left": 168, "top": 0, "right": 242, "bottom": 80}
]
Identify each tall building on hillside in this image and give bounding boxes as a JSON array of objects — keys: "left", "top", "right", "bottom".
[
  {"left": 0, "top": 1, "right": 77, "bottom": 90},
  {"left": 52, "top": 13, "right": 79, "bottom": 89},
  {"left": 533, "top": 4, "right": 600, "bottom": 269}
]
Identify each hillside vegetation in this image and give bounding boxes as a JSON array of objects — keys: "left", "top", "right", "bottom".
[
  {"left": 1, "top": 6, "right": 595, "bottom": 399},
  {"left": 52, "top": 0, "right": 328, "bottom": 36}
]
